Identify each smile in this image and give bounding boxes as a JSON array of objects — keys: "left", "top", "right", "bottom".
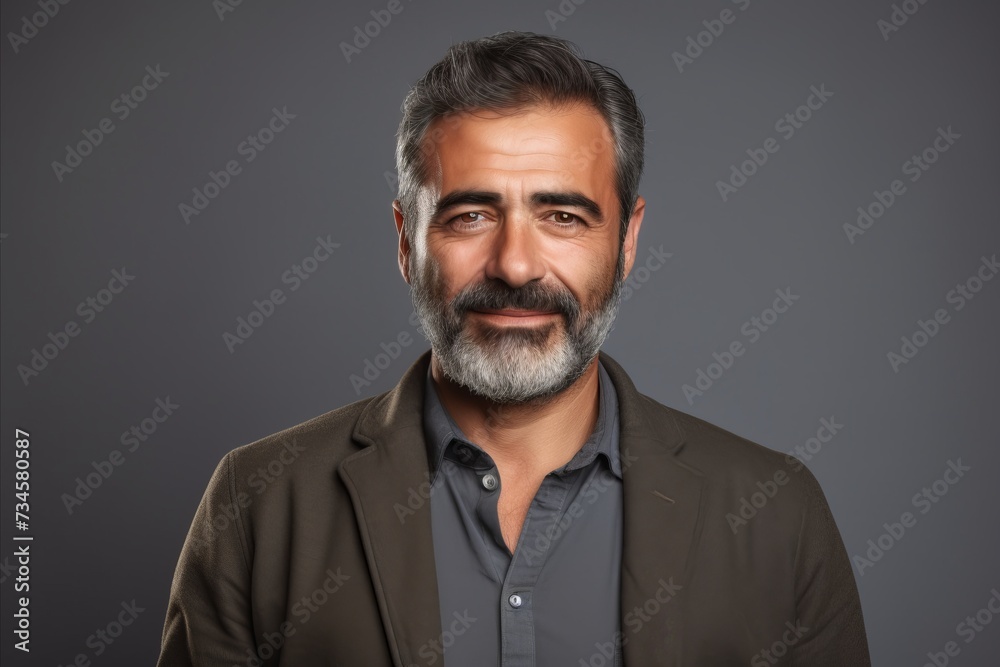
[{"left": 470, "top": 309, "right": 560, "bottom": 323}]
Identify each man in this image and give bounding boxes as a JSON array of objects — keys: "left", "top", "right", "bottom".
[{"left": 157, "top": 31, "right": 871, "bottom": 666}]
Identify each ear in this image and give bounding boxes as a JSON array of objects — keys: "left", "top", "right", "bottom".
[
  {"left": 393, "top": 200, "right": 411, "bottom": 285},
  {"left": 621, "top": 195, "right": 646, "bottom": 279}
]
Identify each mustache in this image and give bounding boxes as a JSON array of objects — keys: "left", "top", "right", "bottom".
[{"left": 451, "top": 280, "right": 580, "bottom": 319}]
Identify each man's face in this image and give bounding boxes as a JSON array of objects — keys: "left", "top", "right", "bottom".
[{"left": 394, "top": 101, "right": 644, "bottom": 405}]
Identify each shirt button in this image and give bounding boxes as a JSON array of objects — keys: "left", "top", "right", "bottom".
[
  {"left": 482, "top": 473, "right": 498, "bottom": 491},
  {"left": 508, "top": 594, "right": 522, "bottom": 608}
]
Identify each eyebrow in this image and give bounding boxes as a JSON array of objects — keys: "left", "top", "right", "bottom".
[
  {"left": 433, "top": 189, "right": 605, "bottom": 223},
  {"left": 434, "top": 190, "right": 501, "bottom": 218},
  {"left": 532, "top": 191, "right": 605, "bottom": 223}
]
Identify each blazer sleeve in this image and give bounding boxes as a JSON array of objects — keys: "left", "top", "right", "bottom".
[
  {"left": 156, "top": 451, "right": 257, "bottom": 666},
  {"left": 790, "top": 464, "right": 872, "bottom": 666}
]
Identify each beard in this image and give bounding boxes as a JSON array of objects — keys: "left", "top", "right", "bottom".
[{"left": 410, "top": 239, "right": 626, "bottom": 405}]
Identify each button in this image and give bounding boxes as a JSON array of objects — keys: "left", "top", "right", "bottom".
[
  {"left": 508, "top": 594, "right": 522, "bottom": 608},
  {"left": 482, "top": 473, "right": 498, "bottom": 491}
]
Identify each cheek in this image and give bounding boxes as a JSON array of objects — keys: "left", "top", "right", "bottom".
[
  {"left": 581, "top": 255, "right": 619, "bottom": 308},
  {"left": 426, "top": 235, "right": 490, "bottom": 282},
  {"left": 419, "top": 253, "right": 473, "bottom": 306},
  {"left": 558, "top": 247, "right": 616, "bottom": 305}
]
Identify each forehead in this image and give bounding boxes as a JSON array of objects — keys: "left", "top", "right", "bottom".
[{"left": 421, "top": 101, "right": 615, "bottom": 192}]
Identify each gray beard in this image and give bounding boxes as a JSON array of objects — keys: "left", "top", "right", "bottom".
[{"left": 409, "top": 243, "right": 625, "bottom": 405}]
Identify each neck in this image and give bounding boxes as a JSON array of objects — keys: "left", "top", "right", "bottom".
[{"left": 430, "top": 352, "right": 601, "bottom": 477}]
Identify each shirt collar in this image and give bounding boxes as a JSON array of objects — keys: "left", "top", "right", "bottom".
[{"left": 422, "top": 358, "right": 621, "bottom": 484}]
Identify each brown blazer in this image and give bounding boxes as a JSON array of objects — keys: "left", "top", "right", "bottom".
[{"left": 156, "top": 349, "right": 870, "bottom": 666}]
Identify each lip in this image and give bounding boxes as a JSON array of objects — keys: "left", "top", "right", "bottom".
[
  {"left": 471, "top": 308, "right": 559, "bottom": 318},
  {"left": 470, "top": 308, "right": 559, "bottom": 326}
]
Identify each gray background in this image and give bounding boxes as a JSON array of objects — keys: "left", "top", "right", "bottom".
[{"left": 2, "top": 0, "right": 998, "bottom": 664}]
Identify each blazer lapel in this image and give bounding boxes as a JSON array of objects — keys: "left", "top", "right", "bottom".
[
  {"left": 339, "top": 350, "right": 441, "bottom": 667},
  {"left": 599, "top": 351, "right": 706, "bottom": 665}
]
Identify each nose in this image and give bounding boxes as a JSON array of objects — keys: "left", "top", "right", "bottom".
[{"left": 483, "top": 216, "right": 546, "bottom": 289}]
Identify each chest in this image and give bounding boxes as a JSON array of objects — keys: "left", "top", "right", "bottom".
[
  {"left": 497, "top": 481, "right": 543, "bottom": 552},
  {"left": 428, "top": 464, "right": 626, "bottom": 665}
]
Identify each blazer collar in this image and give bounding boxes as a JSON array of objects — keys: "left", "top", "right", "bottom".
[{"left": 341, "top": 348, "right": 704, "bottom": 666}]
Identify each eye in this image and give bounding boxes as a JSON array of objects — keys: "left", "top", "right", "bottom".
[
  {"left": 449, "top": 211, "right": 487, "bottom": 226},
  {"left": 549, "top": 211, "right": 582, "bottom": 225}
]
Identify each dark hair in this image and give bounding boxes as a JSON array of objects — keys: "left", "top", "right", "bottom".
[{"left": 394, "top": 31, "right": 645, "bottom": 248}]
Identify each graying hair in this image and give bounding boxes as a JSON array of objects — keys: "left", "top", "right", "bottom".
[{"left": 394, "top": 31, "right": 645, "bottom": 249}]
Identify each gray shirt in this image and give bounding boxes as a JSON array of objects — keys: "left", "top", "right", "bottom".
[{"left": 422, "top": 360, "right": 623, "bottom": 666}]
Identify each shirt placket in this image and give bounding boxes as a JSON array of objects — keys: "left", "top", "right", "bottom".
[{"left": 494, "top": 470, "right": 575, "bottom": 667}]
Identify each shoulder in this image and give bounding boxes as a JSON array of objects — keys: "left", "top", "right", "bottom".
[
  {"left": 214, "top": 393, "right": 382, "bottom": 489},
  {"left": 638, "top": 393, "right": 827, "bottom": 502},
  {"left": 637, "top": 395, "right": 844, "bottom": 555}
]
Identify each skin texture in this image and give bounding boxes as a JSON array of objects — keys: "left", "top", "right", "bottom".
[{"left": 393, "top": 100, "right": 646, "bottom": 551}]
